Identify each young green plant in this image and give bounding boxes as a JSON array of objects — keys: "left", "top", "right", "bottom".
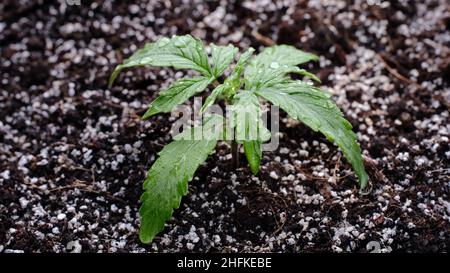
[{"left": 109, "top": 35, "right": 369, "bottom": 244}]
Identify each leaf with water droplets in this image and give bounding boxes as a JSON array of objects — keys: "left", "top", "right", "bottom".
[
  {"left": 269, "top": 61, "right": 280, "bottom": 69},
  {"left": 158, "top": 37, "right": 170, "bottom": 46},
  {"left": 109, "top": 35, "right": 212, "bottom": 86},
  {"left": 142, "top": 76, "right": 214, "bottom": 119},
  {"left": 139, "top": 115, "right": 223, "bottom": 243},
  {"left": 210, "top": 44, "right": 238, "bottom": 77},
  {"left": 255, "top": 80, "right": 368, "bottom": 188},
  {"left": 245, "top": 45, "right": 319, "bottom": 89}
]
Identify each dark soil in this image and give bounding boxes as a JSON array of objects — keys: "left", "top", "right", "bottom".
[{"left": 0, "top": 0, "right": 449, "bottom": 253}]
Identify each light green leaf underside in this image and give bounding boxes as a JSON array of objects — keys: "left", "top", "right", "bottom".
[
  {"left": 245, "top": 45, "right": 319, "bottom": 89},
  {"left": 211, "top": 44, "right": 238, "bottom": 77},
  {"left": 142, "top": 76, "right": 213, "bottom": 119},
  {"left": 255, "top": 81, "right": 368, "bottom": 188},
  {"left": 139, "top": 116, "right": 223, "bottom": 243},
  {"left": 109, "top": 35, "right": 211, "bottom": 86}
]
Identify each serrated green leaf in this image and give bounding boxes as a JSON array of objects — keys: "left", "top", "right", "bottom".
[
  {"left": 243, "top": 140, "right": 262, "bottom": 175},
  {"left": 224, "top": 48, "right": 255, "bottom": 97},
  {"left": 233, "top": 48, "right": 255, "bottom": 77},
  {"left": 211, "top": 44, "right": 238, "bottom": 77},
  {"left": 139, "top": 140, "right": 216, "bottom": 243},
  {"left": 250, "top": 45, "right": 318, "bottom": 67},
  {"left": 139, "top": 116, "right": 223, "bottom": 243},
  {"left": 109, "top": 35, "right": 212, "bottom": 86},
  {"left": 142, "top": 76, "right": 213, "bottom": 119},
  {"left": 201, "top": 84, "right": 227, "bottom": 113},
  {"left": 245, "top": 45, "right": 319, "bottom": 89},
  {"left": 255, "top": 81, "right": 368, "bottom": 188},
  {"left": 253, "top": 65, "right": 320, "bottom": 86},
  {"left": 292, "top": 68, "right": 321, "bottom": 83}
]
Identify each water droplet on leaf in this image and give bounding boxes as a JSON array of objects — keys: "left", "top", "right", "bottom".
[
  {"left": 270, "top": 62, "right": 280, "bottom": 69},
  {"left": 141, "top": 57, "right": 153, "bottom": 63},
  {"left": 157, "top": 38, "right": 170, "bottom": 47},
  {"left": 174, "top": 37, "right": 188, "bottom": 48}
]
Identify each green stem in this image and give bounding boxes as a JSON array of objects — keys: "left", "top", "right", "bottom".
[{"left": 231, "top": 140, "right": 239, "bottom": 168}]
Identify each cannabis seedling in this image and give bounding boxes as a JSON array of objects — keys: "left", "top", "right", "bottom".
[{"left": 109, "top": 35, "right": 369, "bottom": 243}]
